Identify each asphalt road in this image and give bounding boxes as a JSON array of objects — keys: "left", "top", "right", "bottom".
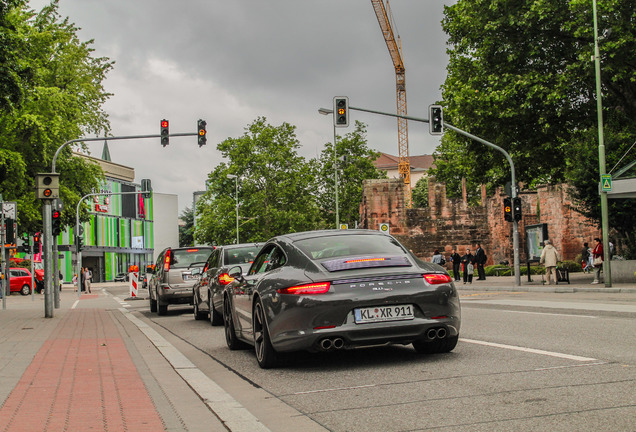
[{"left": 115, "top": 287, "right": 636, "bottom": 432}]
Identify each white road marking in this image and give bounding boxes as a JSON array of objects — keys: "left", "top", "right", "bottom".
[
  {"left": 71, "top": 300, "right": 79, "bottom": 309},
  {"left": 120, "top": 308, "right": 271, "bottom": 432},
  {"left": 460, "top": 338, "right": 598, "bottom": 362},
  {"left": 294, "top": 384, "right": 377, "bottom": 395},
  {"left": 500, "top": 310, "right": 597, "bottom": 318}
]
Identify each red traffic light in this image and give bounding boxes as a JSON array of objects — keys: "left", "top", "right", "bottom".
[
  {"left": 161, "top": 120, "right": 169, "bottom": 128},
  {"left": 43, "top": 189, "right": 53, "bottom": 197},
  {"left": 52, "top": 210, "right": 61, "bottom": 218}
]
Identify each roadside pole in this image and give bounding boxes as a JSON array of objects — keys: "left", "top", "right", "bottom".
[
  {"left": 1, "top": 197, "right": 5, "bottom": 310},
  {"left": 348, "top": 104, "right": 522, "bottom": 286},
  {"left": 42, "top": 200, "right": 54, "bottom": 318}
]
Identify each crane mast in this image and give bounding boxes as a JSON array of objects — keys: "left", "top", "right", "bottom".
[{"left": 371, "top": 0, "right": 411, "bottom": 207}]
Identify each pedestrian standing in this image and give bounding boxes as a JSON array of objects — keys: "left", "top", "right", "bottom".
[
  {"left": 461, "top": 248, "right": 474, "bottom": 285},
  {"left": 591, "top": 237, "right": 603, "bottom": 284},
  {"left": 84, "top": 267, "right": 92, "bottom": 293},
  {"left": 475, "top": 243, "right": 487, "bottom": 280},
  {"left": 540, "top": 240, "right": 560, "bottom": 285},
  {"left": 581, "top": 242, "right": 591, "bottom": 273},
  {"left": 431, "top": 250, "right": 444, "bottom": 265},
  {"left": 450, "top": 249, "right": 461, "bottom": 281},
  {"left": 72, "top": 274, "right": 78, "bottom": 291}
]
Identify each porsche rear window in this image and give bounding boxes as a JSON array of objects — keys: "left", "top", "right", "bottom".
[
  {"left": 296, "top": 234, "right": 407, "bottom": 260},
  {"left": 224, "top": 245, "right": 261, "bottom": 265}
]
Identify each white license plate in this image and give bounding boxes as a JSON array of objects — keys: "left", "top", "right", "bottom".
[
  {"left": 354, "top": 304, "right": 414, "bottom": 324},
  {"left": 182, "top": 274, "right": 193, "bottom": 281}
]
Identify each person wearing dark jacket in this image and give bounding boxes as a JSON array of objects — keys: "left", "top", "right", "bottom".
[
  {"left": 461, "top": 248, "right": 475, "bottom": 285},
  {"left": 450, "top": 249, "right": 461, "bottom": 281},
  {"left": 475, "top": 243, "right": 487, "bottom": 280}
]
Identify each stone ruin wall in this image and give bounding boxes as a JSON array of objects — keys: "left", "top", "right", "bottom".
[{"left": 360, "top": 178, "right": 599, "bottom": 265}]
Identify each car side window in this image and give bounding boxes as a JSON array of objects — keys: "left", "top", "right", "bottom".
[
  {"left": 265, "top": 247, "right": 286, "bottom": 272},
  {"left": 249, "top": 245, "right": 286, "bottom": 275},
  {"left": 207, "top": 249, "right": 220, "bottom": 271},
  {"left": 250, "top": 246, "right": 273, "bottom": 275}
]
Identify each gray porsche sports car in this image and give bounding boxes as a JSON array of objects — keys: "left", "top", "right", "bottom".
[{"left": 223, "top": 229, "right": 461, "bottom": 368}]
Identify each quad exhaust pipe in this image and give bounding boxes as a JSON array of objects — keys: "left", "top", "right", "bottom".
[
  {"left": 426, "top": 327, "right": 447, "bottom": 340},
  {"left": 319, "top": 337, "right": 345, "bottom": 351}
]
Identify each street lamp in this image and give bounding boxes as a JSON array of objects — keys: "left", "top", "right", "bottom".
[
  {"left": 226, "top": 174, "right": 239, "bottom": 244},
  {"left": 318, "top": 108, "right": 339, "bottom": 227}
]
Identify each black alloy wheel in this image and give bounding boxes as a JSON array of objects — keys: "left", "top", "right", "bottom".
[
  {"left": 193, "top": 292, "right": 206, "bottom": 320},
  {"left": 149, "top": 292, "right": 157, "bottom": 312},
  {"left": 210, "top": 295, "right": 223, "bottom": 326},
  {"left": 223, "top": 297, "right": 248, "bottom": 350},
  {"left": 253, "top": 300, "right": 279, "bottom": 369}
]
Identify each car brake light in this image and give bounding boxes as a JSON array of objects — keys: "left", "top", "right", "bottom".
[
  {"left": 344, "top": 257, "right": 386, "bottom": 264},
  {"left": 277, "top": 282, "right": 330, "bottom": 295},
  {"left": 164, "top": 250, "right": 171, "bottom": 272},
  {"left": 423, "top": 274, "right": 452, "bottom": 284},
  {"left": 186, "top": 249, "right": 199, "bottom": 252},
  {"left": 218, "top": 273, "right": 235, "bottom": 285}
]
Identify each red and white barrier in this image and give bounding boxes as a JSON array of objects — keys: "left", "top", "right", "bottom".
[{"left": 129, "top": 272, "right": 139, "bottom": 298}]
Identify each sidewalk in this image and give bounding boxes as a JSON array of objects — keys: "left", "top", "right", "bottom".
[
  {"left": 0, "top": 287, "right": 228, "bottom": 432},
  {"left": 455, "top": 270, "right": 636, "bottom": 293}
]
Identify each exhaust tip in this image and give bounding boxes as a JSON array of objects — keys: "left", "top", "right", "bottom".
[
  {"left": 333, "top": 338, "right": 344, "bottom": 349},
  {"left": 319, "top": 338, "right": 333, "bottom": 351},
  {"left": 436, "top": 328, "right": 447, "bottom": 339},
  {"left": 426, "top": 328, "right": 438, "bottom": 340}
]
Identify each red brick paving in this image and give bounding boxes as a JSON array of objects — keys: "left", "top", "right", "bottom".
[{"left": 0, "top": 309, "right": 165, "bottom": 431}]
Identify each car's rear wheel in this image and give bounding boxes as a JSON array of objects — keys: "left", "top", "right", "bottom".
[
  {"left": 20, "top": 284, "right": 31, "bottom": 296},
  {"left": 193, "top": 294, "right": 206, "bottom": 320},
  {"left": 158, "top": 303, "right": 168, "bottom": 316},
  {"left": 223, "top": 297, "right": 248, "bottom": 350},
  {"left": 149, "top": 293, "right": 157, "bottom": 312},
  {"left": 413, "top": 334, "right": 459, "bottom": 354},
  {"left": 253, "top": 300, "right": 279, "bottom": 369},
  {"left": 210, "top": 295, "right": 223, "bottom": 326}
]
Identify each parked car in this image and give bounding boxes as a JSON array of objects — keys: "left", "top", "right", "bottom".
[
  {"left": 148, "top": 246, "right": 215, "bottom": 315},
  {"left": 223, "top": 230, "right": 461, "bottom": 368},
  {"left": 114, "top": 273, "right": 129, "bottom": 282},
  {"left": 192, "top": 243, "right": 264, "bottom": 325},
  {"left": 9, "top": 268, "right": 33, "bottom": 295}
]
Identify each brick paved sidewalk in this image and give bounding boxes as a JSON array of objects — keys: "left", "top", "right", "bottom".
[{"left": 0, "top": 305, "right": 165, "bottom": 431}]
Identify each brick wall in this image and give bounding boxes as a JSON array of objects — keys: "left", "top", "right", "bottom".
[{"left": 360, "top": 178, "right": 599, "bottom": 264}]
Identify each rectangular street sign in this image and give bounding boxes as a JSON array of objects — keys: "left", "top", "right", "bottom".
[{"left": 601, "top": 174, "right": 612, "bottom": 192}]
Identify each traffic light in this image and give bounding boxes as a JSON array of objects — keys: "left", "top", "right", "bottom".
[
  {"left": 197, "top": 119, "right": 207, "bottom": 146},
  {"left": 141, "top": 178, "right": 152, "bottom": 199},
  {"left": 333, "top": 96, "right": 349, "bottom": 127},
  {"left": 513, "top": 197, "right": 522, "bottom": 221},
  {"left": 36, "top": 173, "right": 60, "bottom": 199},
  {"left": 33, "top": 233, "right": 41, "bottom": 251},
  {"left": 429, "top": 105, "right": 443, "bottom": 135},
  {"left": 160, "top": 119, "right": 169, "bottom": 146},
  {"left": 76, "top": 234, "right": 83, "bottom": 252},
  {"left": 52, "top": 209, "right": 62, "bottom": 236},
  {"left": 503, "top": 197, "right": 513, "bottom": 222}
]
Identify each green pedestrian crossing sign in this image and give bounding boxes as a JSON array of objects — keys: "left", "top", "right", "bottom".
[{"left": 601, "top": 174, "right": 612, "bottom": 192}]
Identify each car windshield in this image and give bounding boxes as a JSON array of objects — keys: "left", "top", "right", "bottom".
[
  {"left": 295, "top": 234, "right": 407, "bottom": 260},
  {"left": 170, "top": 248, "right": 213, "bottom": 269},
  {"left": 224, "top": 245, "right": 261, "bottom": 265}
]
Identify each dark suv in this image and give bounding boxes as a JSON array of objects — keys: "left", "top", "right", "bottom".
[
  {"left": 148, "top": 246, "right": 215, "bottom": 315},
  {"left": 192, "top": 243, "right": 263, "bottom": 324}
]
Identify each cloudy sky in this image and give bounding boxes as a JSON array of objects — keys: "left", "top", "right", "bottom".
[{"left": 30, "top": 0, "right": 455, "bottom": 213}]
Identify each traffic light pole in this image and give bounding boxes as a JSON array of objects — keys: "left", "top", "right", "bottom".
[
  {"left": 42, "top": 200, "right": 54, "bottom": 317},
  {"left": 349, "top": 105, "right": 521, "bottom": 286}
]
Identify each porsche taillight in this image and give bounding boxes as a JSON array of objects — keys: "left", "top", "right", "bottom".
[
  {"left": 277, "top": 282, "right": 330, "bottom": 295},
  {"left": 423, "top": 273, "right": 452, "bottom": 284}
]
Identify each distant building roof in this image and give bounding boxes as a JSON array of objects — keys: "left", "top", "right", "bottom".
[{"left": 373, "top": 152, "right": 435, "bottom": 172}]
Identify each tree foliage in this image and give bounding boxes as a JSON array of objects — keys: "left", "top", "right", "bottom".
[
  {"left": 434, "top": 0, "right": 636, "bottom": 252},
  {"left": 178, "top": 206, "right": 194, "bottom": 247},
  {"left": 314, "top": 121, "right": 386, "bottom": 227},
  {"left": 411, "top": 176, "right": 429, "bottom": 208},
  {"left": 196, "top": 118, "right": 321, "bottom": 245},
  {"left": 0, "top": 1, "right": 111, "bottom": 234}
]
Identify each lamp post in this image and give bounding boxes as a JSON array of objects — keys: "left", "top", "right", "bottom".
[
  {"left": 318, "top": 108, "right": 340, "bottom": 227},
  {"left": 592, "top": 0, "right": 611, "bottom": 286},
  {"left": 227, "top": 174, "right": 239, "bottom": 244}
]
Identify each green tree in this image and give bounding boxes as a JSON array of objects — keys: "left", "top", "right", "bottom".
[
  {"left": 196, "top": 118, "right": 321, "bottom": 245},
  {"left": 314, "top": 121, "right": 386, "bottom": 227},
  {"left": 434, "top": 0, "right": 636, "bottom": 254},
  {"left": 411, "top": 176, "right": 429, "bottom": 208},
  {"left": 433, "top": 0, "right": 635, "bottom": 194},
  {"left": 0, "top": 1, "right": 111, "bottom": 234},
  {"left": 179, "top": 206, "right": 194, "bottom": 247},
  {"left": 0, "top": 0, "right": 23, "bottom": 111}
]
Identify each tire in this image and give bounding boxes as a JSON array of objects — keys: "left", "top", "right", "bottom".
[
  {"left": 149, "top": 293, "right": 157, "bottom": 312},
  {"left": 223, "top": 297, "right": 249, "bottom": 350},
  {"left": 193, "top": 294, "right": 206, "bottom": 320},
  {"left": 158, "top": 304, "right": 168, "bottom": 316},
  {"left": 20, "top": 284, "right": 31, "bottom": 296},
  {"left": 210, "top": 295, "right": 223, "bottom": 326},
  {"left": 253, "top": 300, "right": 279, "bottom": 369},
  {"left": 413, "top": 334, "right": 459, "bottom": 354}
]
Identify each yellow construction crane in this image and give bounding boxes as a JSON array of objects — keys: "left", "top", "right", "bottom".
[{"left": 371, "top": 0, "right": 412, "bottom": 207}]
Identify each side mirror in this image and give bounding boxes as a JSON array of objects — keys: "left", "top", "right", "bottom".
[{"left": 228, "top": 266, "right": 244, "bottom": 282}]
